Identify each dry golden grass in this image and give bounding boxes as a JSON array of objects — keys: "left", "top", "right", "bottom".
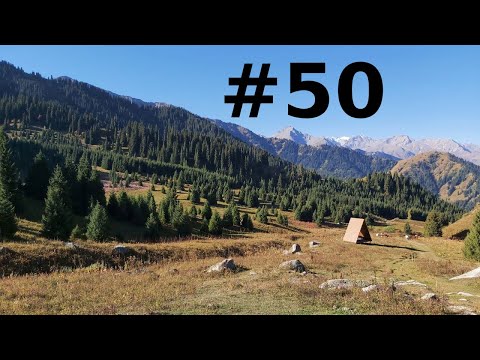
[{"left": 1, "top": 217, "right": 480, "bottom": 314}]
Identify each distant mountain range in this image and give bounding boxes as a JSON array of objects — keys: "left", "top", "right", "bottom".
[{"left": 272, "top": 126, "right": 480, "bottom": 165}]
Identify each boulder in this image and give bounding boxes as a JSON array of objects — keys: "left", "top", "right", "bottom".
[
  {"left": 290, "top": 244, "right": 301, "bottom": 254},
  {"left": 362, "top": 284, "right": 379, "bottom": 293},
  {"left": 421, "top": 293, "right": 438, "bottom": 301},
  {"left": 450, "top": 266, "right": 480, "bottom": 280},
  {"left": 64, "top": 242, "right": 78, "bottom": 250},
  {"left": 279, "top": 259, "right": 306, "bottom": 273},
  {"left": 207, "top": 258, "right": 237, "bottom": 273},
  {"left": 309, "top": 241, "right": 320, "bottom": 248},
  {"left": 446, "top": 305, "right": 476, "bottom": 315},
  {"left": 394, "top": 280, "right": 427, "bottom": 287},
  {"left": 320, "top": 279, "right": 371, "bottom": 290},
  {"left": 112, "top": 245, "right": 133, "bottom": 255}
]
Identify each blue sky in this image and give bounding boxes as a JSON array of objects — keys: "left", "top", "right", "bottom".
[{"left": 1, "top": 45, "right": 480, "bottom": 143}]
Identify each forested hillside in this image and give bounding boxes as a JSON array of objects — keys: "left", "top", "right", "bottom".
[
  {"left": 0, "top": 61, "right": 463, "bottom": 242},
  {"left": 391, "top": 151, "right": 480, "bottom": 210}
]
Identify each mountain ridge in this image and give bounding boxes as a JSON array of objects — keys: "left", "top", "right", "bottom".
[{"left": 272, "top": 125, "right": 480, "bottom": 165}]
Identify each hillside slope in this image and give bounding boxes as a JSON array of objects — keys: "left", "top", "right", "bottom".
[
  {"left": 391, "top": 151, "right": 480, "bottom": 210},
  {"left": 443, "top": 205, "right": 480, "bottom": 239}
]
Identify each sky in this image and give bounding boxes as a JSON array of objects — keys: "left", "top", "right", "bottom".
[{"left": 1, "top": 45, "right": 480, "bottom": 143}]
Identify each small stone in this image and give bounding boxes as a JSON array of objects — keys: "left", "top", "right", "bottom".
[
  {"left": 459, "top": 298, "right": 468, "bottom": 302},
  {"left": 279, "top": 259, "right": 306, "bottom": 273},
  {"left": 207, "top": 258, "right": 236, "bottom": 273},
  {"left": 394, "top": 280, "right": 427, "bottom": 287},
  {"left": 290, "top": 244, "right": 301, "bottom": 254},
  {"left": 421, "top": 293, "right": 438, "bottom": 301},
  {"left": 320, "top": 279, "right": 371, "bottom": 290},
  {"left": 64, "top": 242, "right": 78, "bottom": 250},
  {"left": 309, "top": 241, "right": 320, "bottom": 248},
  {"left": 362, "top": 284, "right": 379, "bottom": 293},
  {"left": 168, "top": 268, "right": 179, "bottom": 275},
  {"left": 249, "top": 271, "right": 257, "bottom": 275}
]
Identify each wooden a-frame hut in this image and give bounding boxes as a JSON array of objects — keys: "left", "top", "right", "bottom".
[{"left": 343, "top": 218, "right": 372, "bottom": 244}]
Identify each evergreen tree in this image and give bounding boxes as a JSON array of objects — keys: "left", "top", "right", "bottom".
[
  {"left": 107, "top": 192, "right": 119, "bottom": 218},
  {"left": 144, "top": 212, "right": 161, "bottom": 240},
  {"left": 277, "top": 212, "right": 288, "bottom": 226},
  {"left": 70, "top": 224, "right": 84, "bottom": 240},
  {"left": 0, "top": 197, "right": 17, "bottom": 239},
  {"left": 241, "top": 213, "right": 254, "bottom": 230},
  {"left": 86, "top": 202, "right": 109, "bottom": 241},
  {"left": 404, "top": 222, "right": 412, "bottom": 236},
  {"left": 200, "top": 218, "right": 209, "bottom": 233},
  {"left": 202, "top": 200, "right": 212, "bottom": 220},
  {"left": 172, "top": 205, "right": 191, "bottom": 236},
  {"left": 41, "top": 166, "right": 73, "bottom": 240},
  {"left": 464, "top": 211, "right": 480, "bottom": 261},
  {"left": 190, "top": 185, "right": 200, "bottom": 204},
  {"left": 25, "top": 151, "right": 50, "bottom": 200},
  {"left": 208, "top": 210, "right": 223, "bottom": 235},
  {"left": 424, "top": 211, "right": 443, "bottom": 237},
  {"left": 256, "top": 206, "right": 268, "bottom": 224},
  {"left": 365, "top": 213, "right": 374, "bottom": 226},
  {"left": 189, "top": 205, "right": 198, "bottom": 218},
  {"left": 0, "top": 127, "right": 19, "bottom": 208}
]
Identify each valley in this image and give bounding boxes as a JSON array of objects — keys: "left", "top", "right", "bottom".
[{"left": 0, "top": 59, "right": 479, "bottom": 315}]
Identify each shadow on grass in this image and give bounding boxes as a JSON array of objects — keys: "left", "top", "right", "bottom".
[
  {"left": 363, "top": 242, "right": 425, "bottom": 252},
  {"left": 268, "top": 222, "right": 309, "bottom": 233}
]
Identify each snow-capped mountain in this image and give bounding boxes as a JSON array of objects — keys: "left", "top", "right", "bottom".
[
  {"left": 272, "top": 126, "right": 480, "bottom": 165},
  {"left": 272, "top": 126, "right": 338, "bottom": 147}
]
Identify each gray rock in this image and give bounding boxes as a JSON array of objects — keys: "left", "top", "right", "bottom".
[
  {"left": 309, "top": 241, "right": 320, "bottom": 248},
  {"left": 446, "top": 305, "right": 476, "bottom": 315},
  {"left": 450, "top": 266, "right": 480, "bottom": 280},
  {"left": 320, "top": 279, "right": 371, "bottom": 290},
  {"left": 362, "top": 284, "right": 379, "bottom": 293},
  {"left": 112, "top": 245, "right": 133, "bottom": 255},
  {"left": 290, "top": 244, "right": 301, "bottom": 254},
  {"left": 394, "top": 280, "right": 427, "bottom": 287},
  {"left": 64, "top": 242, "right": 78, "bottom": 250},
  {"left": 421, "top": 293, "right": 438, "bottom": 301},
  {"left": 207, "top": 258, "right": 237, "bottom": 273},
  {"left": 279, "top": 259, "right": 306, "bottom": 273}
]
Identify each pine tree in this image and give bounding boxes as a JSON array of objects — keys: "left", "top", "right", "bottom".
[
  {"left": 424, "top": 211, "right": 443, "bottom": 237},
  {"left": 208, "top": 211, "right": 223, "bottom": 235},
  {"left": 202, "top": 200, "right": 212, "bottom": 220},
  {"left": 256, "top": 206, "right": 268, "bottom": 224},
  {"left": 144, "top": 212, "right": 161, "bottom": 240},
  {"left": 365, "top": 213, "right": 374, "bottom": 226},
  {"left": 464, "top": 211, "right": 480, "bottom": 260},
  {"left": 172, "top": 205, "right": 191, "bottom": 236},
  {"left": 107, "top": 192, "right": 119, "bottom": 218},
  {"left": 0, "top": 196, "right": 17, "bottom": 239},
  {"left": 189, "top": 205, "right": 198, "bottom": 218},
  {"left": 0, "top": 127, "right": 19, "bottom": 208},
  {"left": 25, "top": 151, "right": 51, "bottom": 200},
  {"left": 190, "top": 185, "right": 200, "bottom": 204},
  {"left": 86, "top": 202, "right": 109, "bottom": 241},
  {"left": 277, "top": 212, "right": 288, "bottom": 226},
  {"left": 70, "top": 224, "right": 84, "bottom": 240},
  {"left": 41, "top": 166, "right": 73, "bottom": 240},
  {"left": 404, "top": 222, "right": 412, "bottom": 236},
  {"left": 241, "top": 213, "right": 254, "bottom": 230}
]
